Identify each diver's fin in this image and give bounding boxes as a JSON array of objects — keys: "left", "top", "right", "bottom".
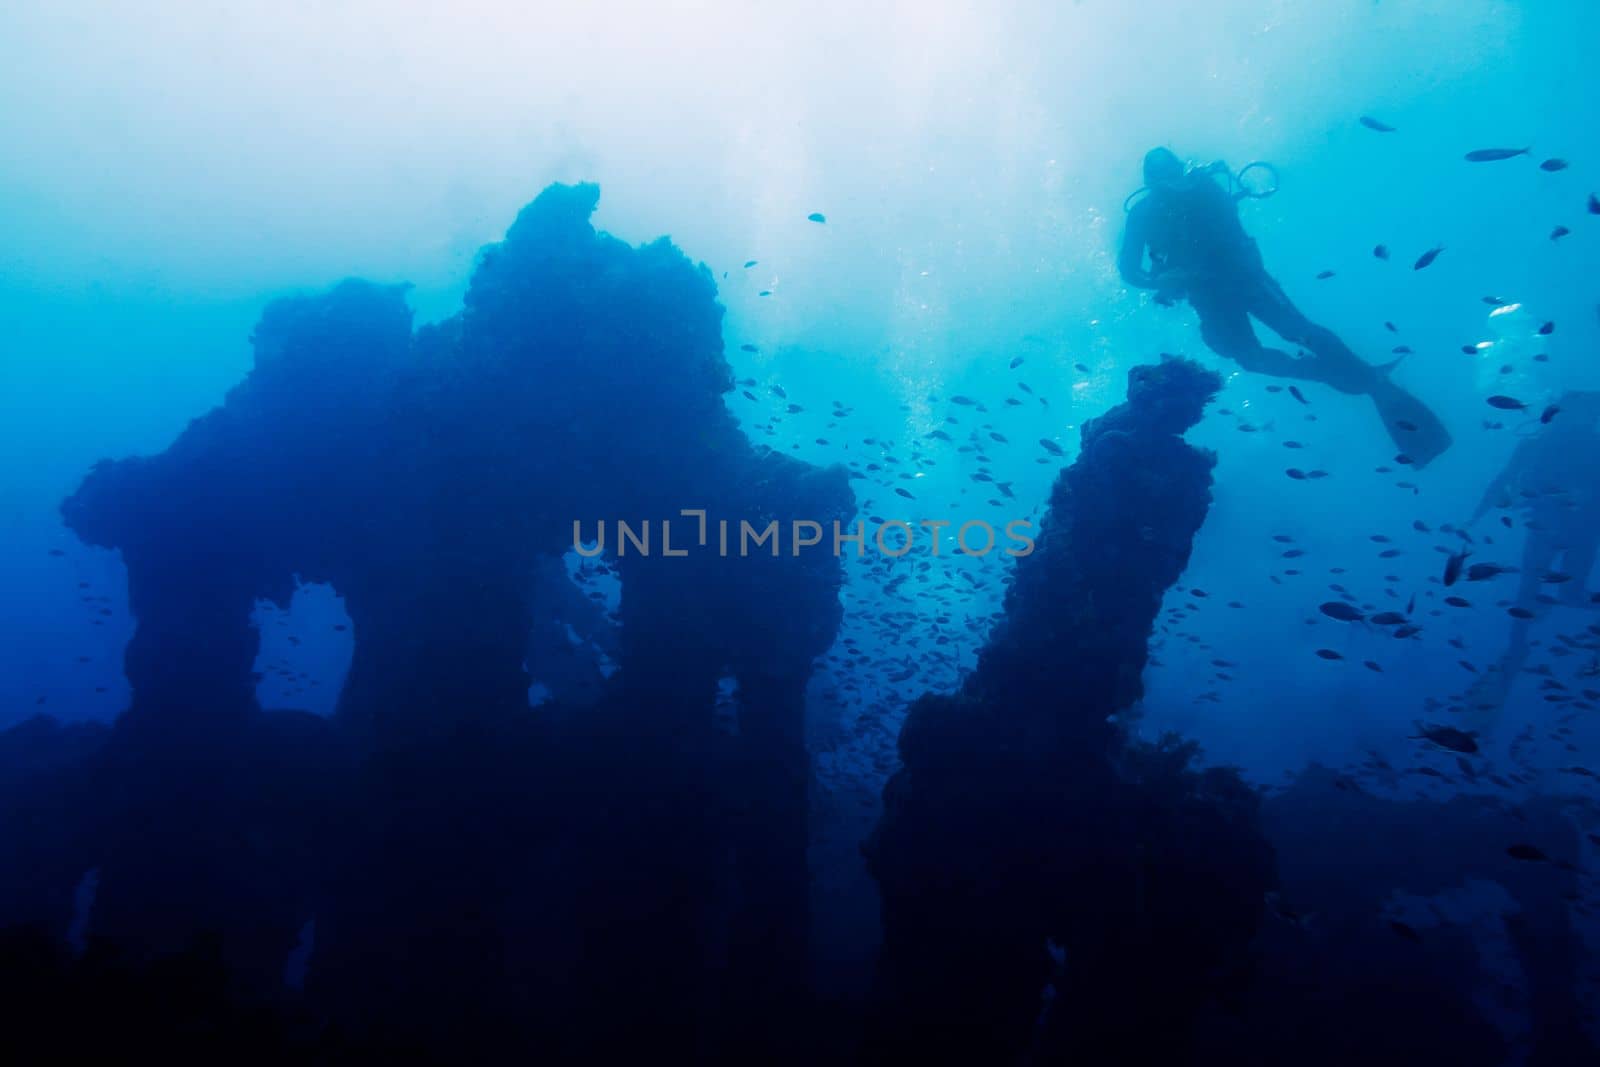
[{"left": 1370, "top": 379, "right": 1452, "bottom": 468}]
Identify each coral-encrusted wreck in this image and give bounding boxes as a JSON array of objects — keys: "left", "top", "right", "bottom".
[
  {"left": 865, "top": 357, "right": 1274, "bottom": 1064},
  {"left": 27, "top": 183, "right": 852, "bottom": 1059}
]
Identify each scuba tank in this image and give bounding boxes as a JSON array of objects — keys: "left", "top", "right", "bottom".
[{"left": 1123, "top": 159, "right": 1280, "bottom": 212}]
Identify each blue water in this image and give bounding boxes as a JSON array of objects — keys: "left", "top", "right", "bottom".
[{"left": 3, "top": 2, "right": 1599, "bottom": 1062}]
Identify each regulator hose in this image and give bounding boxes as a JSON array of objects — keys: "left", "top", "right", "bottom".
[{"left": 1234, "top": 160, "right": 1280, "bottom": 199}]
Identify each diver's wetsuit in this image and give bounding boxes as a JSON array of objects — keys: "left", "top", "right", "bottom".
[
  {"left": 1119, "top": 169, "right": 1452, "bottom": 466},
  {"left": 1465, "top": 393, "right": 1600, "bottom": 729}
]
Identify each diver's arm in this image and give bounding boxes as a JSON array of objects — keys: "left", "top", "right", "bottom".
[
  {"left": 1118, "top": 206, "right": 1159, "bottom": 289},
  {"left": 1469, "top": 443, "right": 1529, "bottom": 525},
  {"left": 1467, "top": 482, "right": 1501, "bottom": 526},
  {"left": 1468, "top": 471, "right": 1509, "bottom": 526}
]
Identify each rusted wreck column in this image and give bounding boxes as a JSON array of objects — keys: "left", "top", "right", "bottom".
[{"left": 864, "top": 357, "right": 1272, "bottom": 1064}]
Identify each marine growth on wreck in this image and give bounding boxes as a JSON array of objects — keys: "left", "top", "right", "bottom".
[{"left": 4, "top": 5, "right": 1600, "bottom": 1065}]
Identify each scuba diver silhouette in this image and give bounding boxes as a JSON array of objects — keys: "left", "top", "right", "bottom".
[
  {"left": 1462, "top": 390, "right": 1600, "bottom": 729},
  {"left": 1119, "top": 147, "right": 1452, "bottom": 467}
]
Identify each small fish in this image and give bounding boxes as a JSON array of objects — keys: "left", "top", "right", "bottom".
[
  {"left": 1539, "top": 158, "right": 1568, "bottom": 172},
  {"left": 1289, "top": 386, "right": 1308, "bottom": 405},
  {"left": 1009, "top": 356, "right": 1024, "bottom": 369},
  {"left": 1542, "top": 404, "right": 1560, "bottom": 424},
  {"left": 1464, "top": 148, "right": 1530, "bottom": 162},
  {"left": 893, "top": 487, "right": 914, "bottom": 499},
  {"left": 1371, "top": 612, "right": 1407, "bottom": 626},
  {"left": 1360, "top": 116, "right": 1397, "bottom": 133},
  {"left": 807, "top": 212, "right": 826, "bottom": 223},
  {"left": 1486, "top": 395, "right": 1527, "bottom": 410},
  {"left": 1444, "top": 548, "right": 1470, "bottom": 587},
  {"left": 1550, "top": 225, "right": 1571, "bottom": 241},
  {"left": 1286, "top": 468, "right": 1307, "bottom": 480},
  {"left": 1482, "top": 296, "right": 1506, "bottom": 306},
  {"left": 743, "top": 259, "right": 758, "bottom": 268},
  {"left": 1373, "top": 244, "right": 1390, "bottom": 260},
  {"left": 1384, "top": 321, "right": 1398, "bottom": 333},
  {"left": 1413, "top": 246, "right": 1443, "bottom": 270},
  {"left": 740, "top": 343, "right": 758, "bottom": 353},
  {"left": 1538, "top": 321, "right": 1554, "bottom": 335},
  {"left": 1316, "top": 270, "right": 1335, "bottom": 280},
  {"left": 1315, "top": 649, "right": 1344, "bottom": 661},
  {"left": 1392, "top": 345, "right": 1412, "bottom": 355},
  {"left": 1506, "top": 843, "right": 1548, "bottom": 862},
  {"left": 1365, "top": 661, "right": 1383, "bottom": 673},
  {"left": 1038, "top": 438, "right": 1064, "bottom": 456},
  {"left": 1590, "top": 193, "right": 1600, "bottom": 215},
  {"left": 1320, "top": 601, "right": 1365, "bottom": 622}
]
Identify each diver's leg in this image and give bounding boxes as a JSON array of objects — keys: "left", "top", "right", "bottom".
[
  {"left": 1248, "top": 274, "right": 1452, "bottom": 465},
  {"left": 1193, "top": 297, "right": 1308, "bottom": 379},
  {"left": 1247, "top": 275, "right": 1377, "bottom": 393}
]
